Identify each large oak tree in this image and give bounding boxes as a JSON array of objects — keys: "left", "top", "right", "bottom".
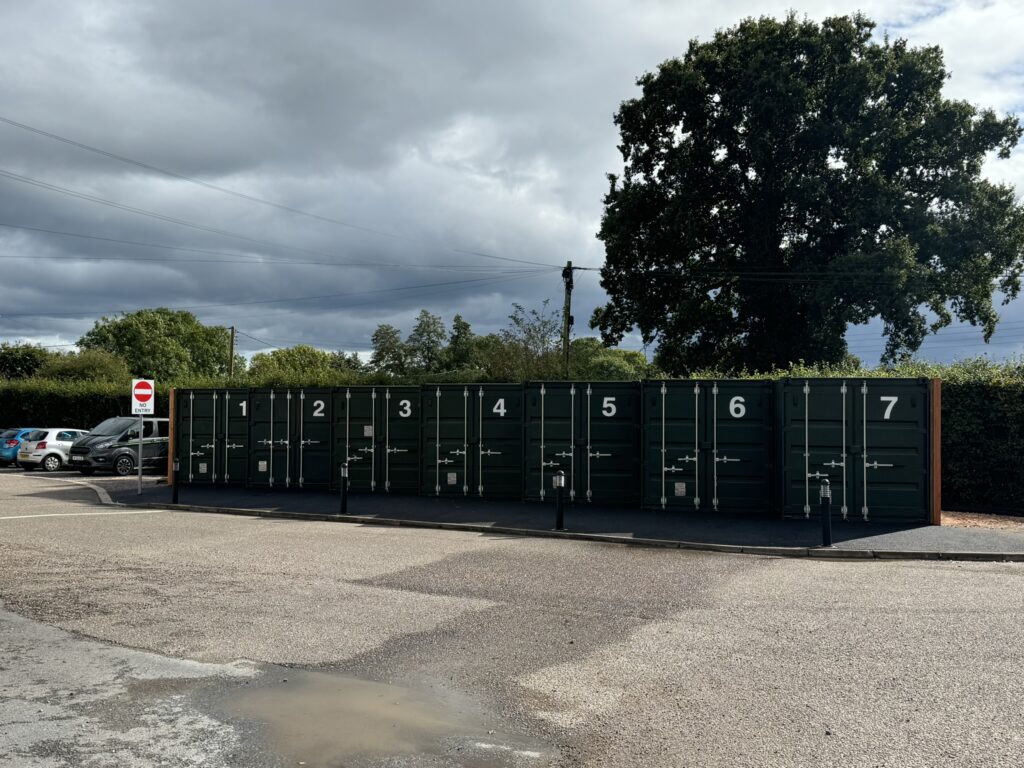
[{"left": 593, "top": 14, "right": 1024, "bottom": 372}]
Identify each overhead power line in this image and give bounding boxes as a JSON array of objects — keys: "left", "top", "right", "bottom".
[{"left": 0, "top": 113, "right": 559, "bottom": 269}]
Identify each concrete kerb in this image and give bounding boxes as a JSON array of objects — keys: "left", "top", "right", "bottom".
[{"left": 127, "top": 501, "right": 1024, "bottom": 563}]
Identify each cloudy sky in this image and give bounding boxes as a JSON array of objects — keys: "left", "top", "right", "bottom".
[{"left": 1, "top": 0, "right": 1022, "bottom": 363}]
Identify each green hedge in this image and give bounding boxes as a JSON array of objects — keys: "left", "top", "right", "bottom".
[
  {"left": 3, "top": 361, "right": 1023, "bottom": 513},
  {"left": 0, "top": 379, "right": 170, "bottom": 431}
]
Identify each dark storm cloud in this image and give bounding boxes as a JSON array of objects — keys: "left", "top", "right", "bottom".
[{"left": 0, "top": 0, "right": 1020, "bottom": 361}]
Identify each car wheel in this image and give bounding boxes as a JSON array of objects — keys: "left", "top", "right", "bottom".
[
  {"left": 114, "top": 455, "right": 135, "bottom": 477},
  {"left": 78, "top": 468, "right": 96, "bottom": 476},
  {"left": 42, "top": 455, "right": 63, "bottom": 472}
]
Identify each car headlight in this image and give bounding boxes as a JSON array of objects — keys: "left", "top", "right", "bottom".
[{"left": 96, "top": 442, "right": 114, "bottom": 450}]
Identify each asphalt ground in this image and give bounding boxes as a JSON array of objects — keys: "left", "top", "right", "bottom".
[
  {"left": 2, "top": 470, "right": 1024, "bottom": 766},
  {"left": 86, "top": 470, "right": 1024, "bottom": 553}
]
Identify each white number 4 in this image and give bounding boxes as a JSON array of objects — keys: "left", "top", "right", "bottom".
[
  {"left": 492, "top": 399, "right": 506, "bottom": 417},
  {"left": 602, "top": 397, "right": 617, "bottom": 417},
  {"left": 881, "top": 396, "right": 898, "bottom": 420}
]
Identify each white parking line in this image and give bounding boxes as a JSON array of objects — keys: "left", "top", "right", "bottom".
[
  {"left": 7, "top": 473, "right": 115, "bottom": 504},
  {"left": 0, "top": 509, "right": 165, "bottom": 521}
]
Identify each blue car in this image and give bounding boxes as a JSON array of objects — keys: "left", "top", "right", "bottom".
[{"left": 0, "top": 428, "right": 40, "bottom": 467}]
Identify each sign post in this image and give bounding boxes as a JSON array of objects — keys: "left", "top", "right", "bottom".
[{"left": 131, "top": 379, "right": 155, "bottom": 495}]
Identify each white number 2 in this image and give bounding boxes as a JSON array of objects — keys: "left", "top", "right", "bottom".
[
  {"left": 881, "top": 396, "right": 898, "bottom": 420},
  {"left": 398, "top": 400, "right": 412, "bottom": 418},
  {"left": 312, "top": 400, "right": 325, "bottom": 417},
  {"left": 602, "top": 397, "right": 617, "bottom": 417},
  {"left": 729, "top": 396, "right": 746, "bottom": 418},
  {"left": 492, "top": 398, "right": 506, "bottom": 417}
]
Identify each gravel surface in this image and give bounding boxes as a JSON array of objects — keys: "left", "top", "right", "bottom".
[{"left": 1, "top": 470, "right": 1023, "bottom": 766}]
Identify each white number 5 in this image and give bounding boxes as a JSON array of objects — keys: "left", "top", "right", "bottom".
[
  {"left": 602, "top": 397, "right": 617, "bottom": 417},
  {"left": 881, "top": 396, "right": 898, "bottom": 420}
]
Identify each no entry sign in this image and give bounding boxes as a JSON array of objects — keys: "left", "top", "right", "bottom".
[{"left": 132, "top": 379, "right": 155, "bottom": 415}]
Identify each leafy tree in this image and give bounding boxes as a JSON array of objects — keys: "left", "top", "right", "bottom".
[
  {"left": 0, "top": 342, "right": 53, "bottom": 379},
  {"left": 247, "top": 345, "right": 336, "bottom": 382},
  {"left": 405, "top": 309, "right": 448, "bottom": 373},
  {"left": 78, "top": 309, "right": 232, "bottom": 381},
  {"left": 570, "top": 337, "right": 655, "bottom": 380},
  {"left": 446, "top": 314, "right": 476, "bottom": 370},
  {"left": 496, "top": 301, "right": 562, "bottom": 380},
  {"left": 370, "top": 324, "right": 410, "bottom": 376},
  {"left": 330, "top": 350, "right": 365, "bottom": 373},
  {"left": 36, "top": 349, "right": 132, "bottom": 382},
  {"left": 594, "top": 13, "right": 1024, "bottom": 373}
]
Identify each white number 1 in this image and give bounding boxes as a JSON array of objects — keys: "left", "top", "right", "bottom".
[
  {"left": 239, "top": 401, "right": 247, "bottom": 417},
  {"left": 881, "top": 396, "right": 898, "bottom": 420}
]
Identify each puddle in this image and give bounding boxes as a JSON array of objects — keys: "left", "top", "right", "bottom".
[{"left": 216, "top": 668, "right": 550, "bottom": 767}]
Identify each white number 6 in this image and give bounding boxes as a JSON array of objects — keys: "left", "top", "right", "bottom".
[
  {"left": 881, "top": 396, "right": 898, "bottom": 420},
  {"left": 729, "top": 396, "right": 746, "bottom": 418},
  {"left": 602, "top": 397, "right": 617, "bottom": 417}
]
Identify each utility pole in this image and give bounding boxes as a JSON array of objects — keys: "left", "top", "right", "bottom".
[
  {"left": 561, "top": 261, "right": 574, "bottom": 379},
  {"left": 228, "top": 326, "right": 236, "bottom": 379}
]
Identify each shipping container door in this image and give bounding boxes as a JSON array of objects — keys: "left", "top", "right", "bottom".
[
  {"left": 583, "top": 383, "right": 641, "bottom": 505},
  {"left": 221, "top": 389, "right": 249, "bottom": 484},
  {"left": 334, "top": 388, "right": 377, "bottom": 492},
  {"left": 421, "top": 386, "right": 472, "bottom": 496},
  {"left": 524, "top": 383, "right": 578, "bottom": 501},
  {"left": 850, "top": 379, "right": 929, "bottom": 523},
  {"left": 182, "top": 390, "right": 216, "bottom": 484},
  {"left": 706, "top": 381, "right": 774, "bottom": 514},
  {"left": 381, "top": 387, "right": 419, "bottom": 493},
  {"left": 475, "top": 384, "right": 523, "bottom": 498},
  {"left": 296, "top": 389, "right": 332, "bottom": 488},
  {"left": 251, "top": 389, "right": 294, "bottom": 488},
  {"left": 643, "top": 381, "right": 701, "bottom": 510},
  {"left": 783, "top": 380, "right": 846, "bottom": 518}
]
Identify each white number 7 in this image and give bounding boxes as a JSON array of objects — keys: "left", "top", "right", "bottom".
[{"left": 880, "top": 396, "right": 898, "bottom": 420}]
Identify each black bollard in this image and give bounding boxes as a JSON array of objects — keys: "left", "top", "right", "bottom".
[
  {"left": 554, "top": 470, "right": 566, "bottom": 531},
  {"left": 820, "top": 478, "right": 832, "bottom": 548},
  {"left": 339, "top": 463, "right": 350, "bottom": 515},
  {"left": 171, "top": 458, "right": 180, "bottom": 504}
]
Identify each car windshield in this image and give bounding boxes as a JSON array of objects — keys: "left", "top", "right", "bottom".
[
  {"left": 25, "top": 430, "right": 48, "bottom": 442},
  {"left": 90, "top": 417, "right": 137, "bottom": 436}
]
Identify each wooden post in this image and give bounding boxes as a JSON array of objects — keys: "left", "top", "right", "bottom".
[
  {"left": 167, "top": 387, "right": 176, "bottom": 484},
  {"left": 929, "top": 378, "right": 942, "bottom": 525}
]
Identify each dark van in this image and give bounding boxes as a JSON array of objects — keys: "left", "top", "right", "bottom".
[{"left": 69, "top": 417, "right": 170, "bottom": 476}]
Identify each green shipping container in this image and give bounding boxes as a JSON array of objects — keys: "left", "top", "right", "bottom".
[
  {"left": 781, "top": 378, "right": 935, "bottom": 523},
  {"left": 249, "top": 388, "right": 333, "bottom": 489},
  {"left": 524, "top": 382, "right": 641, "bottom": 505},
  {"left": 642, "top": 380, "right": 775, "bottom": 513},
  {"left": 333, "top": 386, "right": 420, "bottom": 493},
  {"left": 419, "top": 384, "right": 523, "bottom": 498},
  {"left": 175, "top": 389, "right": 250, "bottom": 484}
]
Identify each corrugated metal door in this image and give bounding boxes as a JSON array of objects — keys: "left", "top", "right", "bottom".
[
  {"left": 643, "top": 381, "right": 701, "bottom": 510},
  {"left": 381, "top": 387, "right": 419, "bottom": 493},
  {"left": 335, "top": 387, "right": 378, "bottom": 491},
  {"left": 782, "top": 378, "right": 931, "bottom": 522},
  {"left": 421, "top": 385, "right": 473, "bottom": 496},
  {"left": 220, "top": 389, "right": 249, "bottom": 484},
  {"left": 583, "top": 382, "right": 641, "bottom": 505},
  {"left": 296, "top": 389, "right": 332, "bottom": 488},
  {"left": 474, "top": 384, "right": 523, "bottom": 498},
  {"left": 706, "top": 381, "right": 774, "bottom": 514},
  {"left": 250, "top": 389, "right": 295, "bottom": 488},
  {"left": 180, "top": 389, "right": 216, "bottom": 484},
  {"left": 524, "top": 382, "right": 578, "bottom": 501}
]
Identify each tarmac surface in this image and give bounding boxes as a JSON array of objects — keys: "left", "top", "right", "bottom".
[
  {"left": 2, "top": 469, "right": 1024, "bottom": 766},
  {"left": 115, "top": 476, "right": 1024, "bottom": 554}
]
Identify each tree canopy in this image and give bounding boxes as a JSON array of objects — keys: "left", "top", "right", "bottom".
[
  {"left": 593, "top": 13, "right": 1024, "bottom": 373},
  {"left": 78, "top": 308, "right": 232, "bottom": 381}
]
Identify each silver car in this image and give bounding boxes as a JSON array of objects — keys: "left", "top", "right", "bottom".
[{"left": 18, "top": 428, "right": 90, "bottom": 472}]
